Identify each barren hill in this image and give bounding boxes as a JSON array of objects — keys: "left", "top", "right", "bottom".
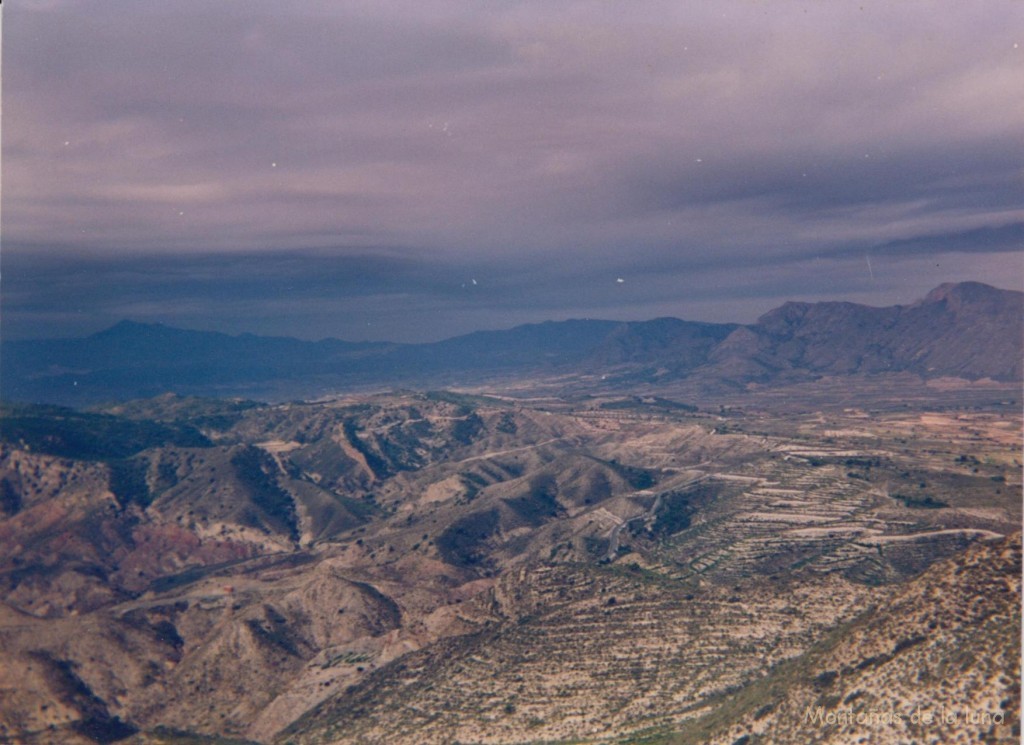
[
  {"left": 0, "top": 390, "right": 1019, "bottom": 743},
  {"left": 701, "top": 533, "right": 1021, "bottom": 745}
]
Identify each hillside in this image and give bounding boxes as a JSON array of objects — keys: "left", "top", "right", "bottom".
[
  {"left": 707, "top": 281, "right": 1024, "bottom": 384},
  {"left": 280, "top": 534, "right": 1021, "bottom": 745},
  {"left": 699, "top": 533, "right": 1021, "bottom": 745},
  {"left": 0, "top": 390, "right": 1019, "bottom": 743}
]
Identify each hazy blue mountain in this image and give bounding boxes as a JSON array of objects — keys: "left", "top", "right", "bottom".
[
  {"left": 706, "top": 281, "right": 1023, "bottom": 383},
  {"left": 1, "top": 321, "right": 396, "bottom": 404},
  {"left": 2, "top": 282, "right": 1020, "bottom": 405}
]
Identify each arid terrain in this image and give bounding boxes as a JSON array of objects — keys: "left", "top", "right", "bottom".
[
  {"left": 0, "top": 379, "right": 1019, "bottom": 744},
  {"left": 5, "top": 0, "right": 1022, "bottom": 732}
]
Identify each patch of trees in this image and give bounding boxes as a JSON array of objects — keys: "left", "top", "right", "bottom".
[
  {"left": 607, "top": 459, "right": 657, "bottom": 490},
  {"left": 458, "top": 473, "right": 484, "bottom": 502},
  {"left": 351, "top": 580, "right": 402, "bottom": 632},
  {"left": 505, "top": 473, "right": 562, "bottom": 525},
  {"left": 451, "top": 411, "right": 484, "bottom": 446},
  {"left": 844, "top": 457, "right": 881, "bottom": 468},
  {"left": 108, "top": 458, "right": 152, "bottom": 508},
  {"left": 894, "top": 494, "right": 948, "bottom": 509},
  {"left": 599, "top": 396, "right": 697, "bottom": 412},
  {"left": 230, "top": 446, "right": 299, "bottom": 541},
  {"left": 496, "top": 412, "right": 518, "bottom": 434},
  {"left": 342, "top": 418, "right": 391, "bottom": 478},
  {"left": 182, "top": 399, "right": 262, "bottom": 431},
  {"left": 0, "top": 404, "right": 211, "bottom": 460},
  {"left": 436, "top": 509, "right": 500, "bottom": 566},
  {"left": 375, "top": 431, "right": 425, "bottom": 472},
  {"left": 28, "top": 650, "right": 138, "bottom": 743},
  {"left": 246, "top": 608, "right": 303, "bottom": 657},
  {"left": 0, "top": 478, "right": 21, "bottom": 516},
  {"left": 651, "top": 491, "right": 692, "bottom": 537}
]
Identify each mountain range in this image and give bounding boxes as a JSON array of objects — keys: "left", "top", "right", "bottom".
[
  {"left": 0, "top": 280, "right": 1021, "bottom": 743},
  {"left": 3, "top": 281, "right": 1020, "bottom": 405}
]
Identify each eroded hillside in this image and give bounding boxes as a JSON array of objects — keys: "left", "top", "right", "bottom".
[{"left": 0, "top": 390, "right": 1019, "bottom": 744}]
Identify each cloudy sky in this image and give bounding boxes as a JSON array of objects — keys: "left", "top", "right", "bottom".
[{"left": 3, "top": 0, "right": 1022, "bottom": 342}]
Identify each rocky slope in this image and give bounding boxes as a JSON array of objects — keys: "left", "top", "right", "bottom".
[
  {"left": 279, "top": 534, "right": 1021, "bottom": 745},
  {"left": 0, "top": 391, "right": 1019, "bottom": 744},
  {"left": 706, "top": 281, "right": 1024, "bottom": 385},
  {"left": 699, "top": 533, "right": 1021, "bottom": 745}
]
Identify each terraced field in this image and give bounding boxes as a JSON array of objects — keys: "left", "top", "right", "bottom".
[
  {"left": 274, "top": 398, "right": 1020, "bottom": 745},
  {"left": 281, "top": 564, "right": 874, "bottom": 744},
  {"left": 1, "top": 392, "right": 1018, "bottom": 744}
]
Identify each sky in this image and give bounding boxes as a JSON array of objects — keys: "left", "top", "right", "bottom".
[{"left": 2, "top": 0, "right": 1022, "bottom": 342}]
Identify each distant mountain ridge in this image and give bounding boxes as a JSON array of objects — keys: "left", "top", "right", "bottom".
[
  {"left": 707, "top": 281, "right": 1023, "bottom": 384},
  {"left": 2, "top": 282, "right": 1020, "bottom": 404}
]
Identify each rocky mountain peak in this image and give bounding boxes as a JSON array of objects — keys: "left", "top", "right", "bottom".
[{"left": 919, "top": 280, "right": 1021, "bottom": 316}]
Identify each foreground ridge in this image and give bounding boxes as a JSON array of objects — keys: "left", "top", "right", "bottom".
[{"left": 0, "top": 389, "right": 1018, "bottom": 743}]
